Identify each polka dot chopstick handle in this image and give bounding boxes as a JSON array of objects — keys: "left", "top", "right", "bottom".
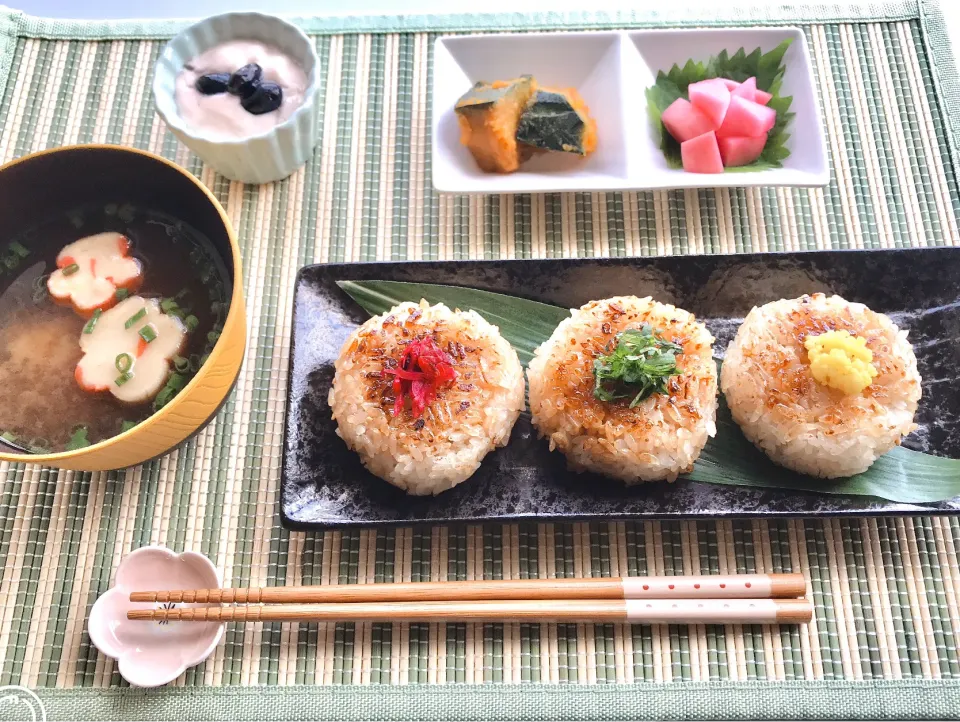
[
  {"left": 625, "top": 598, "right": 812, "bottom": 624},
  {"left": 621, "top": 573, "right": 805, "bottom": 599}
]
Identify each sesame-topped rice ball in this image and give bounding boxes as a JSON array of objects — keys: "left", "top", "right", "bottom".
[
  {"left": 720, "top": 293, "right": 921, "bottom": 478},
  {"left": 328, "top": 300, "right": 524, "bottom": 495},
  {"left": 527, "top": 296, "right": 718, "bottom": 484}
]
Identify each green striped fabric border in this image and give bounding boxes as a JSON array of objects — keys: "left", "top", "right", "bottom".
[{"left": 0, "top": 2, "right": 959, "bottom": 720}]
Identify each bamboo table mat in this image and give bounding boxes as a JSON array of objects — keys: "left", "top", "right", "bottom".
[{"left": 1, "top": 1, "right": 960, "bottom": 719}]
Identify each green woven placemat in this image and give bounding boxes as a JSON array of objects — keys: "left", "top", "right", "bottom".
[{"left": 0, "top": 1, "right": 959, "bottom": 720}]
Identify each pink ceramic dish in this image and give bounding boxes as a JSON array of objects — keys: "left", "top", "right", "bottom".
[{"left": 88, "top": 546, "right": 223, "bottom": 687}]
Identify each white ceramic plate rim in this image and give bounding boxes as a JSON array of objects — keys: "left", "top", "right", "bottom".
[{"left": 431, "top": 27, "right": 829, "bottom": 193}]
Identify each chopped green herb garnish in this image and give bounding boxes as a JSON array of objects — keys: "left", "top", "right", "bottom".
[
  {"left": 1, "top": 431, "right": 17, "bottom": 443},
  {"left": 175, "top": 288, "right": 191, "bottom": 300},
  {"left": 189, "top": 354, "right": 202, "bottom": 372},
  {"left": 138, "top": 325, "right": 157, "bottom": 343},
  {"left": 185, "top": 315, "right": 199, "bottom": 332},
  {"left": 124, "top": 307, "right": 146, "bottom": 329},
  {"left": 9, "top": 241, "right": 29, "bottom": 258},
  {"left": 207, "top": 330, "right": 220, "bottom": 345},
  {"left": 83, "top": 308, "right": 102, "bottom": 335},
  {"left": 592, "top": 325, "right": 683, "bottom": 408},
  {"left": 115, "top": 288, "right": 129, "bottom": 301},
  {"left": 115, "top": 372, "right": 133, "bottom": 387},
  {"left": 154, "top": 388, "right": 174, "bottom": 410},
  {"left": 120, "top": 420, "right": 137, "bottom": 433},
  {"left": 66, "top": 426, "right": 91, "bottom": 451},
  {"left": 160, "top": 298, "right": 179, "bottom": 313},
  {"left": 62, "top": 263, "right": 80, "bottom": 276},
  {"left": 199, "top": 353, "right": 210, "bottom": 367},
  {"left": 115, "top": 353, "right": 133, "bottom": 373},
  {"left": 166, "top": 373, "right": 187, "bottom": 392},
  {"left": 173, "top": 355, "right": 190, "bottom": 373}
]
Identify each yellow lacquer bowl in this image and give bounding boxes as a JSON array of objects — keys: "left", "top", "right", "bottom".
[{"left": 0, "top": 145, "right": 246, "bottom": 471}]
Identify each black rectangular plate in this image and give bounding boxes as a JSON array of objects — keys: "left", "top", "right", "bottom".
[{"left": 281, "top": 249, "right": 960, "bottom": 530}]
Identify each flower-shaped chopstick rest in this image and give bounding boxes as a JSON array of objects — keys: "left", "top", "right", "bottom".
[{"left": 88, "top": 545, "right": 223, "bottom": 687}]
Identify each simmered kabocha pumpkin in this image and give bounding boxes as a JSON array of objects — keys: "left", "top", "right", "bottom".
[
  {"left": 516, "top": 87, "right": 598, "bottom": 156},
  {"left": 454, "top": 76, "right": 536, "bottom": 173}
]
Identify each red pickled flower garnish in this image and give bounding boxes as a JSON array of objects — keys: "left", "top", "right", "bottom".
[{"left": 384, "top": 337, "right": 457, "bottom": 418}]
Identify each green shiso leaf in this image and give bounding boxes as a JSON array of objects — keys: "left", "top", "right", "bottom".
[
  {"left": 645, "top": 39, "right": 795, "bottom": 172},
  {"left": 338, "top": 280, "right": 960, "bottom": 504}
]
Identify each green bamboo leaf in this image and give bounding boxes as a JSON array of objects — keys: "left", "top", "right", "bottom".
[
  {"left": 338, "top": 279, "right": 960, "bottom": 504},
  {"left": 645, "top": 38, "right": 795, "bottom": 172},
  {"left": 337, "top": 280, "right": 568, "bottom": 367}
]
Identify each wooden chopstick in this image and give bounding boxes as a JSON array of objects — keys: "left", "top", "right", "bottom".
[
  {"left": 129, "top": 573, "right": 806, "bottom": 604},
  {"left": 127, "top": 598, "right": 812, "bottom": 625}
]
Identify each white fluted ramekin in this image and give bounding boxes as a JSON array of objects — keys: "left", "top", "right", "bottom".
[{"left": 153, "top": 12, "right": 320, "bottom": 184}]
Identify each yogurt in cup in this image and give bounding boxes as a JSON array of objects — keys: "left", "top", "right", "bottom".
[{"left": 153, "top": 13, "right": 320, "bottom": 184}]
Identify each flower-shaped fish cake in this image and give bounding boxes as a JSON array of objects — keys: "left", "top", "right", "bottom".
[
  {"left": 76, "top": 296, "right": 186, "bottom": 404},
  {"left": 47, "top": 232, "right": 142, "bottom": 316}
]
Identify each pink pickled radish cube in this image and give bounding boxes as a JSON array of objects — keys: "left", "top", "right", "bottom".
[
  {"left": 717, "top": 96, "right": 777, "bottom": 138},
  {"left": 732, "top": 76, "right": 758, "bottom": 101},
  {"left": 687, "top": 78, "right": 731, "bottom": 128},
  {"left": 720, "top": 78, "right": 740, "bottom": 91},
  {"left": 661, "top": 97, "right": 716, "bottom": 143},
  {"left": 681, "top": 131, "right": 724, "bottom": 173},
  {"left": 718, "top": 133, "right": 768, "bottom": 167},
  {"left": 754, "top": 88, "right": 773, "bottom": 105}
]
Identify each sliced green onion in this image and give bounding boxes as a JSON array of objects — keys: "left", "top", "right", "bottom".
[
  {"left": 189, "top": 354, "right": 202, "bottom": 372},
  {"left": 115, "top": 288, "right": 129, "bottom": 301},
  {"left": 4, "top": 257, "right": 19, "bottom": 270},
  {"left": 175, "top": 288, "right": 191, "bottom": 300},
  {"left": 1, "top": 431, "right": 17, "bottom": 443},
  {"left": 115, "top": 353, "right": 133, "bottom": 373},
  {"left": 138, "top": 325, "right": 157, "bottom": 344},
  {"left": 115, "top": 372, "right": 132, "bottom": 387},
  {"left": 160, "top": 298, "right": 179, "bottom": 313},
  {"left": 9, "top": 241, "right": 29, "bottom": 258},
  {"left": 62, "top": 263, "right": 80, "bottom": 276},
  {"left": 173, "top": 355, "right": 190, "bottom": 373},
  {"left": 120, "top": 420, "right": 137, "bottom": 433},
  {"left": 65, "top": 426, "right": 90, "bottom": 451},
  {"left": 29, "top": 439, "right": 50, "bottom": 454},
  {"left": 207, "top": 330, "right": 220, "bottom": 345},
  {"left": 166, "top": 373, "right": 187, "bottom": 391},
  {"left": 199, "top": 353, "right": 210, "bottom": 367},
  {"left": 83, "top": 308, "right": 102, "bottom": 335},
  {"left": 154, "top": 388, "right": 174, "bottom": 410},
  {"left": 124, "top": 307, "right": 146, "bottom": 329},
  {"left": 185, "top": 315, "right": 199, "bottom": 332}
]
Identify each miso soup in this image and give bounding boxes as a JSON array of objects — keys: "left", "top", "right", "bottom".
[{"left": 0, "top": 203, "right": 231, "bottom": 453}]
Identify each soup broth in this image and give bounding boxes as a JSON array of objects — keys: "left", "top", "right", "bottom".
[{"left": 0, "top": 203, "right": 231, "bottom": 453}]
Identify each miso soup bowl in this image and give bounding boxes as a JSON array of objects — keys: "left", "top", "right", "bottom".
[{"left": 0, "top": 145, "right": 246, "bottom": 472}]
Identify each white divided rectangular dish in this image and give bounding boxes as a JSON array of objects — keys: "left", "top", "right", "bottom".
[{"left": 432, "top": 27, "right": 829, "bottom": 194}]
